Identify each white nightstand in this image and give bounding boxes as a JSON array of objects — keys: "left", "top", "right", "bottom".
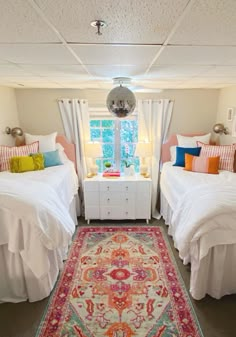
[{"left": 83, "top": 175, "right": 152, "bottom": 224}]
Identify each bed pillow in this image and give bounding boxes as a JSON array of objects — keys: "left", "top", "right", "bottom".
[
  {"left": 170, "top": 145, "right": 177, "bottom": 162},
  {"left": 173, "top": 146, "right": 202, "bottom": 167},
  {"left": 10, "top": 153, "right": 45, "bottom": 173},
  {"left": 29, "top": 153, "right": 45, "bottom": 170},
  {"left": 184, "top": 153, "right": 220, "bottom": 174},
  {"left": 43, "top": 150, "right": 62, "bottom": 168},
  {"left": 25, "top": 132, "right": 57, "bottom": 152},
  {"left": 0, "top": 142, "right": 39, "bottom": 171},
  {"left": 56, "top": 142, "right": 70, "bottom": 163},
  {"left": 177, "top": 133, "right": 211, "bottom": 148},
  {"left": 197, "top": 142, "right": 236, "bottom": 172},
  {"left": 10, "top": 156, "right": 35, "bottom": 173}
]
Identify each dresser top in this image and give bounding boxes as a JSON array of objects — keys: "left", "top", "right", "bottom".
[{"left": 84, "top": 174, "right": 151, "bottom": 182}]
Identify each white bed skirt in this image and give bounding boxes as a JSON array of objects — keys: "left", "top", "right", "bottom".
[
  {"left": 161, "top": 192, "right": 236, "bottom": 300},
  {"left": 0, "top": 195, "right": 79, "bottom": 303}
]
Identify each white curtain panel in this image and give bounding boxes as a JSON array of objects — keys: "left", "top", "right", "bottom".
[
  {"left": 58, "top": 98, "right": 90, "bottom": 187},
  {"left": 137, "top": 99, "right": 173, "bottom": 219}
]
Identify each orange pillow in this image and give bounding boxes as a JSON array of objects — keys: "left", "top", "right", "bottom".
[{"left": 185, "top": 153, "right": 220, "bottom": 174}]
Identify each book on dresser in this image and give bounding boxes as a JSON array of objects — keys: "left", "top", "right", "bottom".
[{"left": 83, "top": 174, "right": 152, "bottom": 224}]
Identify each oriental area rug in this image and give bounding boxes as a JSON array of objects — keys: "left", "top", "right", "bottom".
[{"left": 36, "top": 226, "right": 203, "bottom": 337}]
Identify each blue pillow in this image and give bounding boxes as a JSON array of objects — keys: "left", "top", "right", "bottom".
[
  {"left": 173, "top": 147, "right": 201, "bottom": 167},
  {"left": 43, "top": 150, "right": 62, "bottom": 168}
]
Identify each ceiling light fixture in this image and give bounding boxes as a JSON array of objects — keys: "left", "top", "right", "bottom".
[
  {"left": 106, "top": 79, "right": 136, "bottom": 118},
  {"left": 90, "top": 20, "right": 107, "bottom": 35}
]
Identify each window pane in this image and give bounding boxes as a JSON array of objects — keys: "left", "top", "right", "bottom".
[
  {"left": 90, "top": 120, "right": 100, "bottom": 127},
  {"left": 102, "top": 120, "right": 114, "bottom": 128},
  {"left": 90, "top": 128, "right": 101, "bottom": 141},
  {"left": 103, "top": 144, "right": 114, "bottom": 159},
  {"left": 102, "top": 128, "right": 114, "bottom": 143}
]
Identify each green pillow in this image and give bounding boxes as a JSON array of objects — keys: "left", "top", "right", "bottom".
[{"left": 10, "top": 154, "right": 45, "bottom": 173}]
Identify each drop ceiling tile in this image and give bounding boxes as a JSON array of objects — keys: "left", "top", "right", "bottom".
[
  {"left": 155, "top": 46, "right": 236, "bottom": 66},
  {"left": 170, "top": 0, "right": 236, "bottom": 45},
  {"left": 71, "top": 45, "right": 161, "bottom": 65},
  {"left": 147, "top": 65, "right": 213, "bottom": 79},
  {"left": 0, "top": 45, "right": 78, "bottom": 65},
  {"left": 35, "top": 0, "right": 189, "bottom": 44},
  {"left": 0, "top": 0, "right": 59, "bottom": 43},
  {"left": 86, "top": 65, "right": 147, "bottom": 78},
  {"left": 0, "top": 65, "right": 34, "bottom": 76},
  {"left": 201, "top": 66, "right": 236, "bottom": 77},
  {"left": 20, "top": 65, "right": 90, "bottom": 78}
]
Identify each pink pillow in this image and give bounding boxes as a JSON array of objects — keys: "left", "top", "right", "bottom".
[
  {"left": 197, "top": 142, "right": 236, "bottom": 172},
  {"left": 0, "top": 142, "right": 39, "bottom": 171}
]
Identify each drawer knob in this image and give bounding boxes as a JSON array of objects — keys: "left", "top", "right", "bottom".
[
  {"left": 107, "top": 198, "right": 110, "bottom": 202},
  {"left": 126, "top": 186, "right": 128, "bottom": 191},
  {"left": 125, "top": 211, "right": 128, "bottom": 215},
  {"left": 107, "top": 186, "right": 110, "bottom": 191},
  {"left": 108, "top": 211, "right": 110, "bottom": 215},
  {"left": 126, "top": 198, "right": 128, "bottom": 202}
]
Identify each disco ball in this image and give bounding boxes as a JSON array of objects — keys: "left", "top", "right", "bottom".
[{"left": 106, "top": 85, "right": 136, "bottom": 118}]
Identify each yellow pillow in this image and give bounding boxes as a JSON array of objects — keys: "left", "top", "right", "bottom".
[
  {"left": 30, "top": 153, "right": 44, "bottom": 170},
  {"left": 10, "top": 154, "right": 45, "bottom": 173},
  {"left": 10, "top": 156, "right": 35, "bottom": 173}
]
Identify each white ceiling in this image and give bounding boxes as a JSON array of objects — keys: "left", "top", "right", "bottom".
[{"left": 1, "top": 0, "right": 236, "bottom": 90}]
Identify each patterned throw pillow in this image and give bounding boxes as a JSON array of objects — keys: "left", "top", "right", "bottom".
[
  {"left": 185, "top": 154, "right": 220, "bottom": 174},
  {"left": 0, "top": 142, "right": 39, "bottom": 171},
  {"left": 197, "top": 142, "right": 236, "bottom": 172}
]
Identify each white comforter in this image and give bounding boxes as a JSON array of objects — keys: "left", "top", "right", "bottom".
[
  {"left": 0, "top": 164, "right": 77, "bottom": 280},
  {"left": 161, "top": 162, "right": 236, "bottom": 264}
]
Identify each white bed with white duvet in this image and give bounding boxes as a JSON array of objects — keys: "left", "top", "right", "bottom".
[
  {"left": 0, "top": 135, "right": 79, "bottom": 303},
  {"left": 160, "top": 134, "right": 236, "bottom": 300}
]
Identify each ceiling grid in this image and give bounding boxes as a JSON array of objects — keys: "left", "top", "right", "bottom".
[{"left": 0, "top": 0, "right": 235, "bottom": 89}]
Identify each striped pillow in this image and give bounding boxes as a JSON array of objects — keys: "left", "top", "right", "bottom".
[
  {"left": 0, "top": 142, "right": 39, "bottom": 171},
  {"left": 185, "top": 153, "right": 220, "bottom": 174},
  {"left": 197, "top": 142, "right": 236, "bottom": 172}
]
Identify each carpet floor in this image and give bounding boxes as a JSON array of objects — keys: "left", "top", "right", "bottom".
[{"left": 0, "top": 218, "right": 235, "bottom": 337}]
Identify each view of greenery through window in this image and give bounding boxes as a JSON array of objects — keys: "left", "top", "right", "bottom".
[{"left": 90, "top": 119, "right": 140, "bottom": 173}]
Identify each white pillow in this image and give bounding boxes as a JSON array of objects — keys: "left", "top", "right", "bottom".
[
  {"left": 55, "top": 142, "right": 70, "bottom": 163},
  {"left": 177, "top": 133, "right": 211, "bottom": 148},
  {"left": 25, "top": 132, "right": 57, "bottom": 152},
  {"left": 170, "top": 145, "right": 177, "bottom": 162}
]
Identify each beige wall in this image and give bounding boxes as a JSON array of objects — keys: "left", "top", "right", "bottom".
[
  {"left": 0, "top": 87, "right": 19, "bottom": 146},
  {"left": 15, "top": 88, "right": 219, "bottom": 137},
  {"left": 216, "top": 86, "right": 236, "bottom": 144}
]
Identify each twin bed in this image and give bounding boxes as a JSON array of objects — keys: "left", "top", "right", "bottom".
[
  {"left": 160, "top": 134, "right": 236, "bottom": 300},
  {"left": 0, "top": 135, "right": 79, "bottom": 303}
]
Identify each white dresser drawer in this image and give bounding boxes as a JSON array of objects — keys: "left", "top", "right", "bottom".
[
  {"left": 100, "top": 192, "right": 123, "bottom": 206},
  {"left": 100, "top": 181, "right": 123, "bottom": 192},
  {"left": 85, "top": 206, "right": 100, "bottom": 219},
  {"left": 84, "top": 181, "right": 100, "bottom": 192},
  {"left": 120, "top": 182, "right": 136, "bottom": 193},
  {"left": 84, "top": 191, "right": 99, "bottom": 206},
  {"left": 100, "top": 207, "right": 135, "bottom": 219}
]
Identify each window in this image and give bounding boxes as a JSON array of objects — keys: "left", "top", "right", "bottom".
[{"left": 89, "top": 110, "right": 139, "bottom": 172}]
